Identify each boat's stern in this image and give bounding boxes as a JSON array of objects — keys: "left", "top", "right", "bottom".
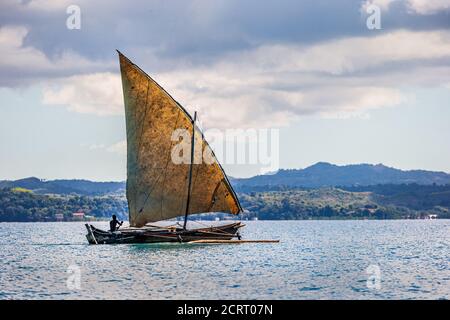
[{"left": 85, "top": 224, "right": 98, "bottom": 244}]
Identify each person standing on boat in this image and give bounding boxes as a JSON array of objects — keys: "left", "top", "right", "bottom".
[{"left": 109, "top": 215, "right": 123, "bottom": 232}]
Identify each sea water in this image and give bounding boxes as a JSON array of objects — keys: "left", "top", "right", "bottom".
[{"left": 0, "top": 220, "right": 448, "bottom": 299}]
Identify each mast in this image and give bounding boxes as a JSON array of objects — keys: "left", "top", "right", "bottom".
[{"left": 183, "top": 111, "right": 197, "bottom": 230}]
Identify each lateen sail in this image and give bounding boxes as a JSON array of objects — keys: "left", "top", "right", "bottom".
[{"left": 118, "top": 52, "right": 242, "bottom": 227}]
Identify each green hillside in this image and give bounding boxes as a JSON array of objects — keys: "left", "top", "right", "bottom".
[
  {"left": 1, "top": 183, "right": 449, "bottom": 222},
  {"left": 0, "top": 188, "right": 127, "bottom": 222},
  {"left": 239, "top": 185, "right": 450, "bottom": 220}
]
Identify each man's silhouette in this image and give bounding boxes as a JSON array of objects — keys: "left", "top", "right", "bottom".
[{"left": 109, "top": 215, "right": 123, "bottom": 232}]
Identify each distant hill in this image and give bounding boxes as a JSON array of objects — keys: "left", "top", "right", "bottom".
[
  {"left": 233, "top": 162, "right": 450, "bottom": 189},
  {"left": 1, "top": 163, "right": 449, "bottom": 196},
  {"left": 2, "top": 163, "right": 450, "bottom": 221},
  {"left": 0, "top": 177, "right": 125, "bottom": 196}
]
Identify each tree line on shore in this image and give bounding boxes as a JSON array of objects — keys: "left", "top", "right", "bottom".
[
  {"left": 0, "top": 188, "right": 127, "bottom": 222},
  {"left": 0, "top": 183, "right": 449, "bottom": 222}
]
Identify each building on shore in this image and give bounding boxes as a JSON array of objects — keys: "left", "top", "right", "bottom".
[{"left": 72, "top": 212, "right": 85, "bottom": 221}]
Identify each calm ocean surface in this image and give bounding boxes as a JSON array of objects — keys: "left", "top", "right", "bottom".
[{"left": 0, "top": 220, "right": 448, "bottom": 300}]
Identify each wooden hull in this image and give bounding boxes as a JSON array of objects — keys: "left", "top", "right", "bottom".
[{"left": 85, "top": 222, "right": 244, "bottom": 244}]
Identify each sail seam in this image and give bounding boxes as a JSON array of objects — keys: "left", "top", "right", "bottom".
[
  {"left": 159, "top": 110, "right": 182, "bottom": 221},
  {"left": 136, "top": 80, "right": 151, "bottom": 156},
  {"left": 207, "top": 180, "right": 223, "bottom": 212}
]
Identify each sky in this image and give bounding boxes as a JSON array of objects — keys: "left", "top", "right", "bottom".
[{"left": 0, "top": 0, "right": 449, "bottom": 181}]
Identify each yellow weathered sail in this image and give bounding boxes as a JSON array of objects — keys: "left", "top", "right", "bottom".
[{"left": 118, "top": 52, "right": 242, "bottom": 227}]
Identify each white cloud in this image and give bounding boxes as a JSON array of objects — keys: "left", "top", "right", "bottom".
[
  {"left": 152, "top": 30, "right": 448, "bottom": 127},
  {"left": 39, "top": 29, "right": 450, "bottom": 129},
  {"left": 81, "top": 141, "right": 126, "bottom": 155},
  {"left": 362, "top": 0, "right": 450, "bottom": 14},
  {"left": 0, "top": 25, "right": 112, "bottom": 86},
  {"left": 309, "top": 86, "right": 405, "bottom": 118},
  {"left": 1, "top": 0, "right": 75, "bottom": 12},
  {"left": 0, "top": 25, "right": 53, "bottom": 71},
  {"left": 406, "top": 0, "right": 450, "bottom": 14},
  {"left": 88, "top": 144, "right": 106, "bottom": 150},
  {"left": 362, "top": 0, "right": 397, "bottom": 11},
  {"left": 239, "top": 30, "right": 450, "bottom": 75},
  {"left": 42, "top": 73, "right": 123, "bottom": 116},
  {"left": 106, "top": 140, "right": 127, "bottom": 155}
]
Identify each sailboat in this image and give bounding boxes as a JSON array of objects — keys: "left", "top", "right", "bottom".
[{"left": 85, "top": 51, "right": 248, "bottom": 244}]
